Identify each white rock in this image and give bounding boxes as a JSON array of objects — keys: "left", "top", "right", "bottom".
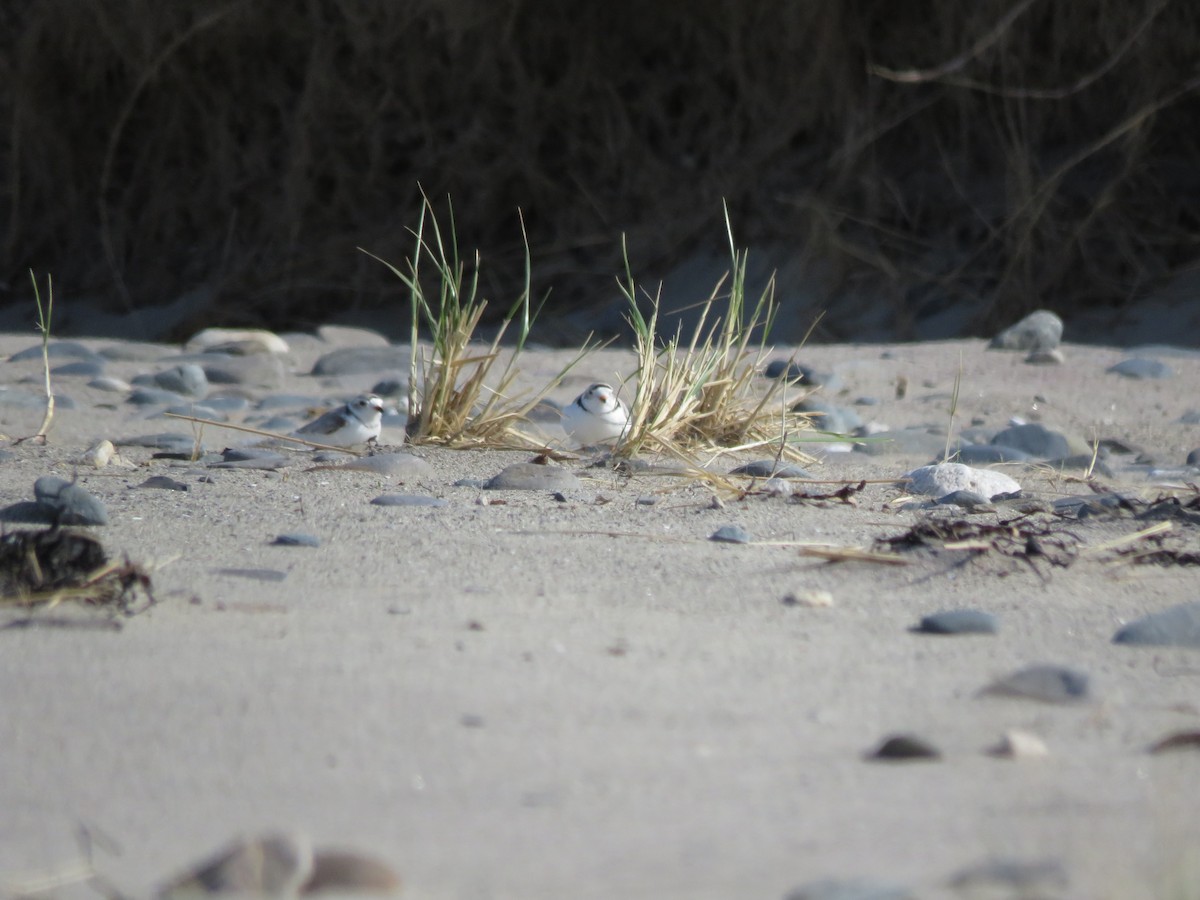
[
  {"left": 185, "top": 328, "right": 290, "bottom": 355},
  {"left": 901, "top": 463, "right": 1021, "bottom": 499},
  {"left": 786, "top": 590, "right": 834, "bottom": 608},
  {"left": 987, "top": 729, "right": 1049, "bottom": 759}
]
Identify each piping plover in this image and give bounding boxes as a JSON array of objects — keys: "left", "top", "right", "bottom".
[
  {"left": 292, "top": 394, "right": 383, "bottom": 447},
  {"left": 561, "top": 383, "right": 629, "bottom": 446}
]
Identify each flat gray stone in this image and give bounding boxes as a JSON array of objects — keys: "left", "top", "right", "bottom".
[
  {"left": 33, "top": 476, "right": 109, "bottom": 525},
  {"left": 370, "top": 493, "right": 448, "bottom": 508},
  {"left": 1113, "top": 601, "right": 1200, "bottom": 648},
  {"left": 136, "top": 476, "right": 189, "bottom": 491},
  {"left": 988, "top": 309, "right": 1063, "bottom": 351},
  {"left": 272, "top": 533, "right": 321, "bottom": 548},
  {"left": 981, "top": 664, "right": 1090, "bottom": 704},
  {"left": 954, "top": 443, "right": 1033, "bottom": 464},
  {"left": 914, "top": 609, "right": 998, "bottom": 635},
  {"left": 51, "top": 360, "right": 105, "bottom": 377},
  {"left": 198, "top": 352, "right": 287, "bottom": 388},
  {"left": 311, "top": 346, "right": 411, "bottom": 376},
  {"left": 484, "top": 463, "right": 582, "bottom": 491},
  {"left": 710, "top": 524, "right": 752, "bottom": 544},
  {"left": 127, "top": 387, "right": 188, "bottom": 407},
  {"left": 10, "top": 341, "right": 104, "bottom": 363},
  {"left": 1107, "top": 357, "right": 1173, "bottom": 379},
  {"left": 335, "top": 453, "right": 433, "bottom": 477},
  {"left": 990, "top": 423, "right": 1071, "bottom": 458},
  {"left": 729, "top": 460, "right": 814, "bottom": 479},
  {"left": 152, "top": 363, "right": 209, "bottom": 399}
]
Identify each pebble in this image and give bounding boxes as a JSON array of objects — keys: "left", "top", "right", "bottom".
[
  {"left": 127, "top": 387, "right": 189, "bottom": 407},
  {"left": 764, "top": 359, "right": 812, "bottom": 382},
  {"left": 371, "top": 493, "right": 449, "bottom": 508},
  {"left": 986, "top": 729, "right": 1049, "bottom": 759},
  {"left": 1187, "top": 448, "right": 1200, "bottom": 467},
  {"left": 953, "top": 443, "right": 1032, "bottom": 464},
  {"left": 311, "top": 346, "right": 410, "bottom": 376},
  {"left": 209, "top": 448, "right": 292, "bottom": 470},
  {"left": 51, "top": 359, "right": 105, "bottom": 377},
  {"left": 980, "top": 664, "right": 1090, "bottom": 704},
  {"left": 197, "top": 352, "right": 287, "bottom": 388},
  {"left": 989, "top": 423, "right": 1072, "bottom": 459},
  {"left": 783, "top": 878, "right": 915, "bottom": 900},
  {"left": 257, "top": 394, "right": 323, "bottom": 410},
  {"left": 136, "top": 476, "right": 189, "bottom": 491},
  {"left": 79, "top": 439, "right": 116, "bottom": 468},
  {"left": 317, "top": 324, "right": 391, "bottom": 347},
  {"left": 116, "top": 433, "right": 198, "bottom": 454},
  {"left": 729, "top": 459, "right": 814, "bottom": 479},
  {"left": 272, "top": 533, "right": 321, "bottom": 548},
  {"left": 88, "top": 375, "right": 131, "bottom": 393},
  {"left": 332, "top": 453, "right": 433, "bottom": 477},
  {"left": 782, "top": 590, "right": 834, "bottom": 608},
  {"left": 1107, "top": 357, "right": 1173, "bottom": 379},
  {"left": 185, "top": 327, "right": 290, "bottom": 355},
  {"left": 935, "top": 490, "right": 992, "bottom": 510},
  {"left": 1112, "top": 601, "right": 1200, "bottom": 648},
  {"left": 484, "top": 463, "right": 582, "bottom": 491},
  {"left": 710, "top": 524, "right": 752, "bottom": 544},
  {"left": 0, "top": 389, "right": 51, "bottom": 409},
  {"left": 151, "top": 363, "right": 209, "bottom": 399},
  {"left": 913, "top": 608, "right": 998, "bottom": 635},
  {"left": 901, "top": 463, "right": 1021, "bottom": 499},
  {"left": 866, "top": 733, "right": 941, "bottom": 761},
  {"left": 157, "top": 832, "right": 313, "bottom": 898},
  {"left": 988, "top": 309, "right": 1063, "bottom": 351},
  {"left": 10, "top": 341, "right": 104, "bottom": 363},
  {"left": 199, "top": 395, "right": 252, "bottom": 414},
  {"left": 33, "top": 476, "right": 109, "bottom": 525},
  {"left": 163, "top": 403, "right": 227, "bottom": 422}
]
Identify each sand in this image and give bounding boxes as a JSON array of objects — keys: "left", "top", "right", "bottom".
[{"left": 1, "top": 332, "right": 1199, "bottom": 900}]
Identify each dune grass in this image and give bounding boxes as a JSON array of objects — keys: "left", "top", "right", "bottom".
[
  {"left": 364, "top": 194, "right": 595, "bottom": 449},
  {"left": 616, "top": 206, "right": 814, "bottom": 461}
]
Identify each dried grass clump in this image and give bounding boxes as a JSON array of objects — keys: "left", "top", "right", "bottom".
[
  {"left": 3, "top": 2, "right": 1199, "bottom": 339},
  {"left": 618, "top": 211, "right": 813, "bottom": 461}
]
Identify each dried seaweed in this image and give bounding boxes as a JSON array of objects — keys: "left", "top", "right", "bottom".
[
  {"left": 878, "top": 516, "right": 1080, "bottom": 569},
  {"left": 0, "top": 528, "right": 155, "bottom": 613}
]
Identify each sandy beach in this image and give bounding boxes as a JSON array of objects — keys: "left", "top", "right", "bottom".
[{"left": 2, "top": 329, "right": 1199, "bottom": 900}]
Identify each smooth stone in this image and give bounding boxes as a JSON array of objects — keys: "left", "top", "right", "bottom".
[
  {"left": 765, "top": 359, "right": 816, "bottom": 383},
  {"left": 988, "top": 309, "right": 1063, "bottom": 351},
  {"left": 185, "top": 327, "right": 290, "bottom": 354},
  {"left": 729, "top": 459, "right": 814, "bottom": 478},
  {"left": 371, "top": 493, "right": 448, "bottom": 508},
  {"left": 784, "top": 878, "right": 916, "bottom": 900},
  {"left": 1187, "top": 448, "right": 1200, "bottom": 467},
  {"left": 334, "top": 453, "right": 432, "bottom": 477},
  {"left": 935, "top": 490, "right": 991, "bottom": 509},
  {"left": 986, "top": 729, "right": 1050, "bottom": 759},
  {"left": 901, "top": 463, "right": 1021, "bottom": 499},
  {"left": 914, "top": 608, "right": 998, "bottom": 635},
  {"left": 370, "top": 377, "right": 406, "bottom": 397},
  {"left": 710, "top": 524, "right": 752, "bottom": 544},
  {"left": 0, "top": 449, "right": 15, "bottom": 463},
  {"left": 214, "top": 568, "right": 288, "bottom": 582},
  {"left": 78, "top": 440, "right": 115, "bottom": 468},
  {"left": 304, "top": 849, "right": 402, "bottom": 894},
  {"left": 10, "top": 341, "right": 103, "bottom": 363},
  {"left": 116, "top": 433, "right": 197, "bottom": 453},
  {"left": 157, "top": 832, "right": 312, "bottom": 898},
  {"left": 209, "top": 448, "right": 292, "bottom": 470},
  {"left": 954, "top": 443, "right": 1032, "bottom": 464},
  {"left": 1180, "top": 410, "right": 1200, "bottom": 425},
  {"left": 1112, "top": 601, "right": 1200, "bottom": 648},
  {"left": 272, "top": 533, "right": 321, "bottom": 547},
  {"left": 163, "top": 404, "right": 226, "bottom": 421},
  {"left": 136, "top": 476, "right": 189, "bottom": 491},
  {"left": 152, "top": 363, "right": 209, "bottom": 398},
  {"left": 867, "top": 733, "right": 941, "bottom": 761},
  {"left": 311, "top": 346, "right": 410, "bottom": 376},
  {"left": 1025, "top": 347, "right": 1065, "bottom": 364},
  {"left": 793, "top": 397, "right": 862, "bottom": 434},
  {"left": 0, "top": 501, "right": 58, "bottom": 524},
  {"left": 990, "top": 423, "right": 1071, "bottom": 458},
  {"left": 88, "top": 375, "right": 131, "bottom": 393},
  {"left": 33, "top": 476, "right": 109, "bottom": 525},
  {"left": 1107, "top": 357, "right": 1173, "bottom": 379},
  {"left": 127, "top": 387, "right": 188, "bottom": 407},
  {"left": 50, "top": 359, "right": 105, "bottom": 377},
  {"left": 484, "top": 463, "right": 582, "bottom": 491},
  {"left": 981, "top": 664, "right": 1090, "bottom": 703},
  {"left": 317, "top": 324, "right": 391, "bottom": 347},
  {"left": 197, "top": 352, "right": 287, "bottom": 388},
  {"left": 854, "top": 427, "right": 947, "bottom": 458}
]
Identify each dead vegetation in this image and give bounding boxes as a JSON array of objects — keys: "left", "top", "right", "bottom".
[{"left": 3, "top": 2, "right": 1199, "bottom": 339}]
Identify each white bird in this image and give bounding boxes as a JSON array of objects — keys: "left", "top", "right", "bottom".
[
  {"left": 561, "top": 383, "right": 629, "bottom": 446},
  {"left": 292, "top": 394, "right": 384, "bottom": 447}
]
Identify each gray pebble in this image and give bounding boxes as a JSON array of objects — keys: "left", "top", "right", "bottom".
[
  {"left": 1025, "top": 348, "right": 1065, "bottom": 365},
  {"left": 784, "top": 878, "right": 916, "bottom": 900},
  {"left": 371, "top": 377, "right": 406, "bottom": 397},
  {"left": 136, "top": 476, "right": 189, "bottom": 491},
  {"left": 988, "top": 309, "right": 1063, "bottom": 351},
  {"left": 201, "top": 395, "right": 251, "bottom": 414},
  {"left": 935, "top": 490, "right": 991, "bottom": 509},
  {"left": 198, "top": 353, "right": 286, "bottom": 388},
  {"left": 1187, "top": 448, "right": 1200, "bottom": 467},
  {"left": 334, "top": 453, "right": 433, "bottom": 477},
  {"left": 867, "top": 733, "right": 941, "bottom": 761},
  {"left": 729, "top": 459, "right": 814, "bottom": 479},
  {"left": 88, "top": 376, "right": 131, "bottom": 393},
  {"left": 981, "top": 664, "right": 1090, "bottom": 703},
  {"left": 370, "top": 494, "right": 449, "bottom": 508},
  {"left": 1107, "top": 357, "right": 1173, "bottom": 379},
  {"left": 1180, "top": 410, "right": 1200, "bottom": 425},
  {"left": 765, "top": 359, "right": 815, "bottom": 383},
  {"left": 484, "top": 463, "right": 582, "bottom": 491},
  {"left": 10, "top": 341, "right": 103, "bottom": 363},
  {"left": 1112, "top": 601, "right": 1200, "bottom": 648},
  {"left": 272, "top": 533, "right": 321, "bottom": 548},
  {"left": 215, "top": 568, "right": 287, "bottom": 582},
  {"left": 311, "top": 346, "right": 411, "bottom": 376},
  {"left": 33, "top": 476, "right": 109, "bottom": 525},
  {"left": 152, "top": 363, "right": 209, "bottom": 399},
  {"left": 163, "top": 404, "right": 227, "bottom": 422},
  {"left": 0, "top": 501, "right": 59, "bottom": 525},
  {"left": 954, "top": 443, "right": 1032, "bottom": 464},
  {"left": 51, "top": 360, "right": 105, "bottom": 377},
  {"left": 127, "top": 387, "right": 188, "bottom": 407},
  {"left": 990, "top": 423, "right": 1071, "bottom": 458},
  {"left": 914, "top": 609, "right": 998, "bottom": 635},
  {"left": 116, "top": 433, "right": 197, "bottom": 454},
  {"left": 710, "top": 524, "right": 752, "bottom": 544}
]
